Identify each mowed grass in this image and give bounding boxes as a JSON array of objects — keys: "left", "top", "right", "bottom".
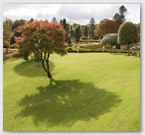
[{"left": 3, "top": 53, "right": 140, "bottom": 131}]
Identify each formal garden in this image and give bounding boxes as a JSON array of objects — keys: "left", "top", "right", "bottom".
[{"left": 3, "top": 5, "right": 140, "bottom": 131}]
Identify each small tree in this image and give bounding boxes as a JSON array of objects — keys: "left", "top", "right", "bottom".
[
  {"left": 15, "top": 20, "right": 67, "bottom": 83},
  {"left": 100, "top": 33, "right": 118, "bottom": 53},
  {"left": 118, "top": 22, "right": 138, "bottom": 56}
]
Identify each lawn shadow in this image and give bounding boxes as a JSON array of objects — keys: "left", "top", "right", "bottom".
[
  {"left": 16, "top": 79, "right": 121, "bottom": 128},
  {"left": 13, "top": 60, "right": 55, "bottom": 77},
  {"left": 111, "top": 53, "right": 128, "bottom": 56}
]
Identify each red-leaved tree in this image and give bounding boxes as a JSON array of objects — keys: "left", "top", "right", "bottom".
[
  {"left": 15, "top": 20, "right": 67, "bottom": 83},
  {"left": 94, "top": 19, "right": 118, "bottom": 38}
]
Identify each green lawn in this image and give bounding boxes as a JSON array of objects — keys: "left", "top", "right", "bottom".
[{"left": 3, "top": 53, "right": 140, "bottom": 131}]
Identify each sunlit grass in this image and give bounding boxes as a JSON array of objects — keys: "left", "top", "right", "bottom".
[{"left": 3, "top": 53, "right": 140, "bottom": 131}]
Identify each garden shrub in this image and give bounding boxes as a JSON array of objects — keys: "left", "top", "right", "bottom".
[
  {"left": 100, "top": 33, "right": 118, "bottom": 45},
  {"left": 118, "top": 21, "right": 138, "bottom": 56},
  {"left": 100, "top": 33, "right": 118, "bottom": 53}
]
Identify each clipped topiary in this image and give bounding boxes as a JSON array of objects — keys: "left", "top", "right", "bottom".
[
  {"left": 118, "top": 21, "right": 138, "bottom": 56},
  {"left": 100, "top": 33, "right": 118, "bottom": 53}
]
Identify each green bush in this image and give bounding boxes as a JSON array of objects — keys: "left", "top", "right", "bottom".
[
  {"left": 118, "top": 22, "right": 138, "bottom": 44},
  {"left": 100, "top": 33, "right": 118, "bottom": 53},
  {"left": 100, "top": 33, "right": 118, "bottom": 45},
  {"left": 118, "top": 22, "right": 138, "bottom": 56}
]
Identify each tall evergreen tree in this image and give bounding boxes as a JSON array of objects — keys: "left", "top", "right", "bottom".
[
  {"left": 81, "top": 25, "right": 85, "bottom": 35},
  {"left": 62, "top": 19, "right": 67, "bottom": 30},
  {"left": 66, "top": 23, "right": 70, "bottom": 33},
  {"left": 113, "top": 5, "right": 127, "bottom": 26},
  {"left": 89, "top": 18, "right": 96, "bottom": 37},
  {"left": 119, "top": 5, "right": 127, "bottom": 15},
  {"left": 60, "top": 20, "right": 63, "bottom": 25},
  {"left": 77, "top": 25, "right": 81, "bottom": 37},
  {"left": 52, "top": 17, "right": 57, "bottom": 22},
  {"left": 69, "top": 29, "right": 75, "bottom": 39},
  {"left": 84, "top": 26, "right": 88, "bottom": 37},
  {"left": 89, "top": 17, "right": 95, "bottom": 25},
  {"left": 75, "top": 26, "right": 81, "bottom": 39}
]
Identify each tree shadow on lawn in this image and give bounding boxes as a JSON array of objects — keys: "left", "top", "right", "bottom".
[
  {"left": 16, "top": 79, "right": 122, "bottom": 128},
  {"left": 13, "top": 60, "right": 55, "bottom": 77}
]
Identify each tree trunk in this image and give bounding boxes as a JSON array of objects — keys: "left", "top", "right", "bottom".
[
  {"left": 46, "top": 70, "right": 52, "bottom": 79},
  {"left": 127, "top": 44, "right": 130, "bottom": 56},
  {"left": 45, "top": 56, "right": 52, "bottom": 79},
  {"left": 40, "top": 54, "right": 56, "bottom": 86},
  {"left": 41, "top": 60, "right": 52, "bottom": 79}
]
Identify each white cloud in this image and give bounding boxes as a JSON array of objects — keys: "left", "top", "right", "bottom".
[
  {"left": 125, "top": 5, "right": 140, "bottom": 23},
  {"left": 3, "top": 4, "right": 140, "bottom": 24}
]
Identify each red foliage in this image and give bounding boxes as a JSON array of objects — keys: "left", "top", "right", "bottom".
[
  {"left": 15, "top": 20, "right": 67, "bottom": 55},
  {"left": 14, "top": 36, "right": 23, "bottom": 44},
  {"left": 94, "top": 18, "right": 118, "bottom": 37},
  {"left": 15, "top": 20, "right": 67, "bottom": 79}
]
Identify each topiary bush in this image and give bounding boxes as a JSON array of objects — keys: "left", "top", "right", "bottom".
[
  {"left": 100, "top": 33, "right": 118, "bottom": 53},
  {"left": 118, "top": 21, "right": 138, "bottom": 56},
  {"left": 100, "top": 33, "right": 118, "bottom": 45}
]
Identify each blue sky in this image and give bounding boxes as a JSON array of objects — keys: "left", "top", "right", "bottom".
[{"left": 3, "top": 4, "right": 140, "bottom": 24}]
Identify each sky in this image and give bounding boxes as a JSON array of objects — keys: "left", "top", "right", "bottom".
[{"left": 3, "top": 4, "right": 140, "bottom": 24}]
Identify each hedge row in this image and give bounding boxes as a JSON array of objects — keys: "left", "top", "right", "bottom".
[{"left": 66, "top": 46, "right": 128, "bottom": 53}]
